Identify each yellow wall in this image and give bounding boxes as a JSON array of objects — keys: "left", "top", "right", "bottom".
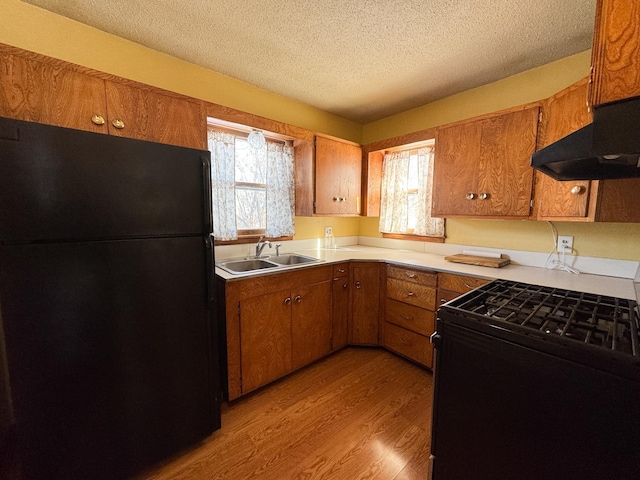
[
  {"left": 2, "top": 0, "right": 639, "bottom": 261},
  {"left": 0, "top": 0, "right": 361, "bottom": 143}
]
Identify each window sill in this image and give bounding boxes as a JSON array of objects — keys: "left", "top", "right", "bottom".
[
  {"left": 214, "top": 235, "right": 293, "bottom": 246},
  {"left": 382, "top": 233, "right": 445, "bottom": 243}
]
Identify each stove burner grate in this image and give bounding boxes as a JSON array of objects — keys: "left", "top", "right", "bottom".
[{"left": 451, "top": 280, "right": 639, "bottom": 357}]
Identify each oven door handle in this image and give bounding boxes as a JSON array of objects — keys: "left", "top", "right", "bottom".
[{"left": 430, "top": 331, "right": 442, "bottom": 350}]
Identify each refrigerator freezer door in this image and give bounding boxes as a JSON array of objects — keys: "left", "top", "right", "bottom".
[
  {"left": 0, "top": 237, "right": 216, "bottom": 479},
  {"left": 0, "top": 117, "right": 211, "bottom": 243}
]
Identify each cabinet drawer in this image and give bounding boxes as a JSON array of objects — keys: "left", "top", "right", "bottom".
[
  {"left": 438, "top": 272, "right": 489, "bottom": 294},
  {"left": 438, "top": 288, "right": 462, "bottom": 307},
  {"left": 387, "top": 264, "right": 437, "bottom": 286},
  {"left": 387, "top": 278, "right": 436, "bottom": 310},
  {"left": 385, "top": 298, "right": 434, "bottom": 337},
  {"left": 332, "top": 262, "right": 349, "bottom": 278},
  {"left": 384, "top": 322, "right": 433, "bottom": 368}
]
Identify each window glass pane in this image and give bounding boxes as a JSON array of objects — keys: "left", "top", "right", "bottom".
[
  {"left": 235, "top": 137, "right": 267, "bottom": 184},
  {"left": 235, "top": 186, "right": 266, "bottom": 230}
]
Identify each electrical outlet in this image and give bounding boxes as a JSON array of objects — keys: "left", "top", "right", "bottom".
[
  {"left": 324, "top": 226, "right": 333, "bottom": 237},
  {"left": 558, "top": 235, "right": 574, "bottom": 254}
]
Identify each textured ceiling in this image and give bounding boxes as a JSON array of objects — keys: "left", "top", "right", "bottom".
[{"left": 22, "top": 0, "right": 597, "bottom": 124}]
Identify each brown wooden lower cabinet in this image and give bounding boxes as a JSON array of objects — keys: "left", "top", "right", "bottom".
[
  {"left": 383, "top": 265, "right": 437, "bottom": 368},
  {"left": 223, "top": 265, "right": 333, "bottom": 400},
  {"left": 222, "top": 262, "right": 491, "bottom": 400}
]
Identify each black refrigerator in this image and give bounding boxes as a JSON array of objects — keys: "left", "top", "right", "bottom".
[{"left": 0, "top": 116, "right": 221, "bottom": 479}]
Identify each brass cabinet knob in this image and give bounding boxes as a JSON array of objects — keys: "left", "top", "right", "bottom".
[
  {"left": 294, "top": 295, "right": 302, "bottom": 303},
  {"left": 91, "top": 114, "right": 105, "bottom": 125},
  {"left": 570, "top": 185, "right": 584, "bottom": 195},
  {"left": 333, "top": 196, "right": 347, "bottom": 202},
  {"left": 355, "top": 281, "right": 362, "bottom": 289},
  {"left": 479, "top": 193, "right": 489, "bottom": 200},
  {"left": 284, "top": 297, "right": 291, "bottom": 306},
  {"left": 111, "top": 119, "right": 125, "bottom": 129},
  {"left": 342, "top": 283, "right": 348, "bottom": 289},
  {"left": 466, "top": 193, "right": 476, "bottom": 200}
]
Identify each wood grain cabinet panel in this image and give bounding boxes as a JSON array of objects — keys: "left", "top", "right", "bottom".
[
  {"left": 535, "top": 78, "right": 595, "bottom": 220},
  {"left": 534, "top": 77, "right": 640, "bottom": 223},
  {"left": 438, "top": 273, "right": 490, "bottom": 293},
  {"left": 291, "top": 280, "right": 332, "bottom": 370},
  {"left": 591, "top": 0, "right": 640, "bottom": 106},
  {"left": 224, "top": 265, "right": 333, "bottom": 399},
  {"left": 331, "top": 264, "right": 350, "bottom": 351},
  {"left": 295, "top": 135, "right": 362, "bottom": 216},
  {"left": 350, "top": 263, "right": 381, "bottom": 345},
  {"left": 240, "top": 288, "right": 292, "bottom": 394},
  {"left": 0, "top": 47, "right": 205, "bottom": 149},
  {"left": 383, "top": 265, "right": 437, "bottom": 368},
  {"left": 384, "top": 322, "right": 433, "bottom": 367},
  {"left": 432, "top": 106, "right": 538, "bottom": 218},
  {"left": 0, "top": 51, "right": 107, "bottom": 133},
  {"left": 105, "top": 81, "right": 204, "bottom": 149}
]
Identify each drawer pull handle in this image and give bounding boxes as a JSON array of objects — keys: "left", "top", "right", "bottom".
[
  {"left": 407, "top": 273, "right": 416, "bottom": 278},
  {"left": 111, "top": 119, "right": 125, "bottom": 129},
  {"left": 338, "top": 268, "right": 346, "bottom": 273},
  {"left": 407, "top": 292, "right": 415, "bottom": 297},
  {"left": 401, "top": 314, "right": 414, "bottom": 320}
]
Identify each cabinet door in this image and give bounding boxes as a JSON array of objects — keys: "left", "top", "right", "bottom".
[
  {"left": 314, "top": 136, "right": 362, "bottom": 215},
  {"left": 536, "top": 80, "right": 595, "bottom": 220},
  {"left": 239, "top": 288, "right": 292, "bottom": 394},
  {"left": 591, "top": 0, "right": 640, "bottom": 106},
  {"left": 105, "top": 81, "right": 205, "bottom": 149},
  {"left": 432, "top": 120, "right": 482, "bottom": 216},
  {"left": 291, "top": 280, "right": 332, "bottom": 370},
  {"left": 0, "top": 52, "right": 107, "bottom": 133},
  {"left": 350, "top": 263, "right": 380, "bottom": 345},
  {"left": 477, "top": 107, "right": 538, "bottom": 216},
  {"left": 331, "top": 275, "right": 350, "bottom": 350}
]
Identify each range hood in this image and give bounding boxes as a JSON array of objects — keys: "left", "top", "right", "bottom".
[{"left": 531, "top": 96, "right": 640, "bottom": 180}]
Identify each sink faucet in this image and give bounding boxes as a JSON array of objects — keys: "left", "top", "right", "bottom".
[{"left": 255, "top": 236, "right": 272, "bottom": 257}]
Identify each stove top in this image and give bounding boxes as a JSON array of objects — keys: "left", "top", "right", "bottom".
[{"left": 443, "top": 279, "right": 640, "bottom": 360}]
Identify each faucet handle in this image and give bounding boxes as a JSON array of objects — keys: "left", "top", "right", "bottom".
[{"left": 275, "top": 243, "right": 282, "bottom": 256}]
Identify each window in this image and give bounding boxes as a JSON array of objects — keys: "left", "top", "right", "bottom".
[
  {"left": 378, "top": 142, "right": 444, "bottom": 239},
  {"left": 207, "top": 124, "right": 295, "bottom": 241}
]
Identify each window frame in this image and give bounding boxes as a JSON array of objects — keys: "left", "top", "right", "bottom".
[
  {"left": 207, "top": 120, "right": 295, "bottom": 245},
  {"left": 377, "top": 139, "right": 445, "bottom": 243}
]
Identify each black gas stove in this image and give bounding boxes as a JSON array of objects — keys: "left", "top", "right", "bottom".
[
  {"left": 437, "top": 279, "right": 640, "bottom": 380},
  {"left": 429, "top": 279, "right": 640, "bottom": 480}
]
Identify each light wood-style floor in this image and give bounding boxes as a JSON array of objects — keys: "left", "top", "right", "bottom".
[{"left": 138, "top": 347, "right": 434, "bottom": 480}]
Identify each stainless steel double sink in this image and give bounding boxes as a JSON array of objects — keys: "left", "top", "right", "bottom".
[{"left": 216, "top": 253, "right": 321, "bottom": 274}]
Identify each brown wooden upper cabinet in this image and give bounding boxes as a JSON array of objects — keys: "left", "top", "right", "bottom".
[
  {"left": 590, "top": 0, "right": 640, "bottom": 106},
  {"left": 535, "top": 77, "right": 640, "bottom": 222},
  {"left": 431, "top": 105, "right": 539, "bottom": 218},
  {"left": 294, "top": 135, "right": 362, "bottom": 216},
  {"left": 0, "top": 47, "right": 204, "bottom": 149}
]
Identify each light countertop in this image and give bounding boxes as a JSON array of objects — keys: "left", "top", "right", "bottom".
[{"left": 215, "top": 245, "right": 638, "bottom": 301}]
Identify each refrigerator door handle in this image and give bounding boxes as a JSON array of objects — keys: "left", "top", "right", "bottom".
[
  {"left": 202, "top": 156, "right": 213, "bottom": 233},
  {"left": 206, "top": 234, "right": 215, "bottom": 302}
]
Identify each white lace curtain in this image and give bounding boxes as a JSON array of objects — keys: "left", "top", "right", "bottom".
[
  {"left": 265, "top": 142, "right": 295, "bottom": 238},
  {"left": 379, "top": 146, "right": 444, "bottom": 237},
  {"left": 207, "top": 129, "right": 295, "bottom": 240}
]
